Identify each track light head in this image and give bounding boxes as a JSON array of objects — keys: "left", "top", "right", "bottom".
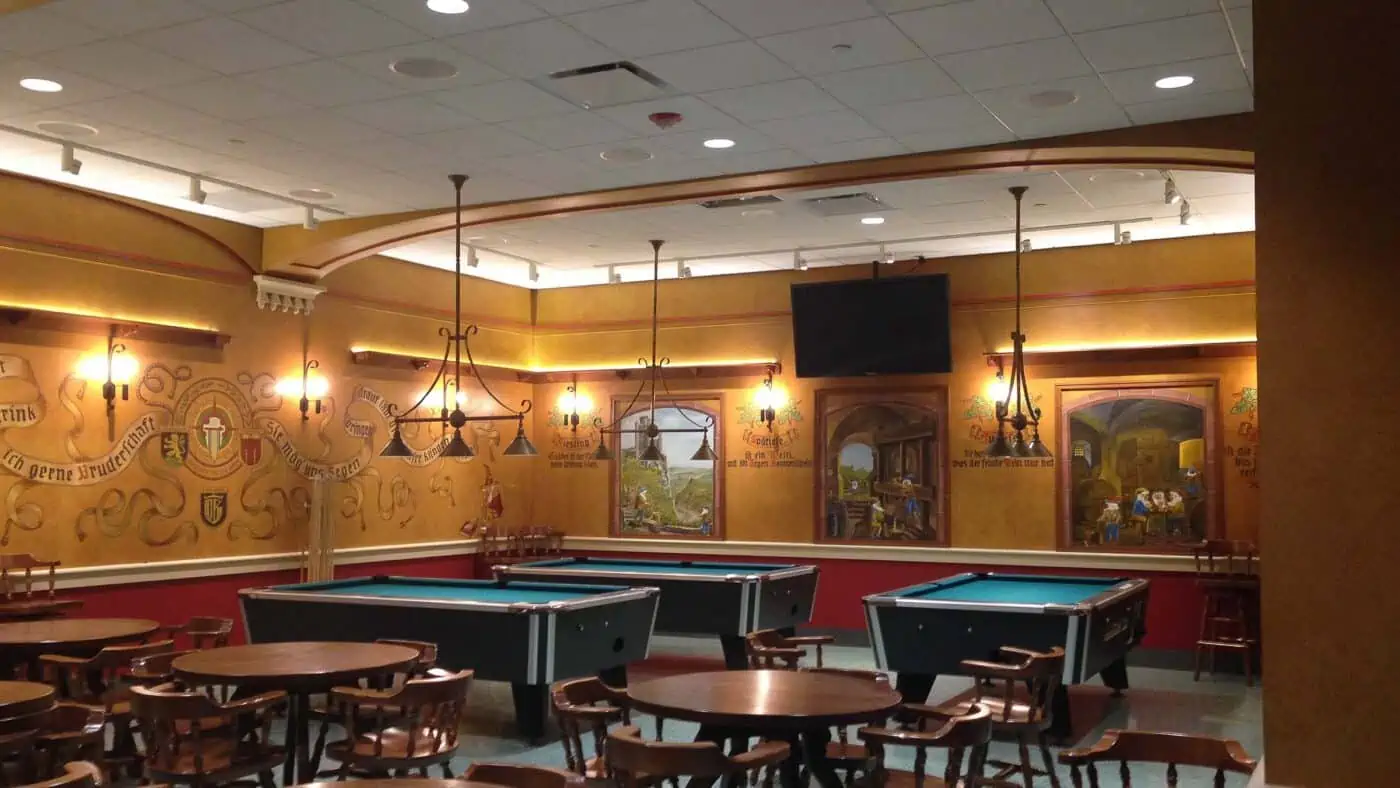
[
  {"left": 303, "top": 206, "right": 319, "bottom": 230},
  {"left": 60, "top": 144, "right": 81, "bottom": 176},
  {"left": 465, "top": 245, "right": 479, "bottom": 268},
  {"left": 1179, "top": 201, "right": 1195, "bottom": 226},
  {"left": 528, "top": 262, "right": 539, "bottom": 283},
  {"left": 1164, "top": 177, "right": 1181, "bottom": 205},
  {"left": 187, "top": 176, "right": 207, "bottom": 205}
]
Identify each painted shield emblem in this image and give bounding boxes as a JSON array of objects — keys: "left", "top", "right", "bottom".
[
  {"left": 199, "top": 491, "right": 228, "bottom": 528},
  {"left": 159, "top": 430, "right": 189, "bottom": 468},
  {"left": 240, "top": 433, "right": 263, "bottom": 466}
]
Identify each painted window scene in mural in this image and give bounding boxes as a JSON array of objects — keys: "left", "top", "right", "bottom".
[
  {"left": 819, "top": 390, "right": 946, "bottom": 543},
  {"left": 616, "top": 403, "right": 719, "bottom": 537},
  {"left": 1062, "top": 383, "right": 1217, "bottom": 550}
]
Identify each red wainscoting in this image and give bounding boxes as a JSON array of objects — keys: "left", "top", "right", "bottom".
[{"left": 566, "top": 550, "right": 1204, "bottom": 651}]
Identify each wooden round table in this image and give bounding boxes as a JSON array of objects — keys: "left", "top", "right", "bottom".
[
  {"left": 294, "top": 782, "right": 505, "bottom": 788},
  {"left": 0, "top": 680, "right": 55, "bottom": 717},
  {"left": 174, "top": 642, "right": 420, "bottom": 786},
  {"left": 0, "top": 617, "right": 160, "bottom": 678},
  {"left": 628, "top": 670, "right": 903, "bottom": 788}
]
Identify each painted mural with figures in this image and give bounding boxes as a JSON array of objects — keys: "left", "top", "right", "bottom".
[{"left": 0, "top": 349, "right": 497, "bottom": 564}]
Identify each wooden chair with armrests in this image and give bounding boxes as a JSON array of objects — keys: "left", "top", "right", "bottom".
[
  {"left": 552, "top": 677, "right": 631, "bottom": 780},
  {"left": 324, "top": 668, "right": 473, "bottom": 779},
  {"left": 857, "top": 702, "right": 993, "bottom": 788},
  {"left": 0, "top": 555, "right": 80, "bottom": 621},
  {"left": 1192, "top": 540, "right": 1260, "bottom": 687},
  {"left": 465, "top": 762, "right": 584, "bottom": 788},
  {"left": 798, "top": 668, "right": 889, "bottom": 788},
  {"left": 158, "top": 617, "right": 234, "bottom": 651},
  {"left": 1058, "top": 730, "right": 1256, "bottom": 786},
  {"left": 31, "top": 705, "right": 105, "bottom": 782},
  {"left": 128, "top": 683, "right": 285, "bottom": 788},
  {"left": 954, "top": 646, "right": 1065, "bottom": 788},
  {"left": 0, "top": 704, "right": 55, "bottom": 786},
  {"left": 606, "top": 725, "right": 790, "bottom": 788},
  {"left": 744, "top": 629, "right": 835, "bottom": 670},
  {"left": 129, "top": 650, "right": 198, "bottom": 687},
  {"left": 309, "top": 639, "right": 440, "bottom": 772},
  {"left": 15, "top": 761, "right": 103, "bottom": 788},
  {"left": 40, "top": 640, "right": 176, "bottom": 779}
]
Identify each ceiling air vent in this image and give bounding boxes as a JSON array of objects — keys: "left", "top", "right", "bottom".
[
  {"left": 540, "top": 62, "right": 672, "bottom": 109},
  {"left": 698, "top": 195, "right": 783, "bottom": 210},
  {"left": 802, "top": 192, "right": 891, "bottom": 217}
]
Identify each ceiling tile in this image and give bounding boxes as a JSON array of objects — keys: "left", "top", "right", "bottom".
[
  {"left": 45, "top": 0, "right": 213, "bottom": 34},
  {"left": 892, "top": 0, "right": 1064, "bottom": 56},
  {"left": 1124, "top": 87, "right": 1253, "bottom": 125},
  {"left": 445, "top": 19, "right": 620, "bottom": 79},
  {"left": 1099, "top": 55, "right": 1250, "bottom": 106},
  {"left": 649, "top": 125, "right": 784, "bottom": 156},
  {"left": 431, "top": 79, "right": 579, "bottom": 123},
  {"left": 799, "top": 136, "right": 909, "bottom": 163},
  {"left": 865, "top": 93, "right": 1003, "bottom": 136},
  {"left": 1073, "top": 12, "right": 1236, "bottom": 72},
  {"left": 0, "top": 59, "right": 127, "bottom": 109},
  {"left": 530, "top": 0, "right": 633, "bottom": 12},
  {"left": 413, "top": 124, "right": 548, "bottom": 161},
  {"left": 938, "top": 36, "right": 1093, "bottom": 92},
  {"left": 101, "top": 136, "right": 244, "bottom": 175},
  {"left": 700, "top": 79, "right": 844, "bottom": 123},
  {"left": 235, "top": 0, "right": 426, "bottom": 57},
  {"left": 714, "top": 148, "right": 817, "bottom": 174},
  {"left": 335, "top": 95, "right": 480, "bottom": 136},
  {"left": 244, "top": 60, "right": 403, "bottom": 108},
  {"left": 188, "top": 0, "right": 282, "bottom": 11},
  {"left": 563, "top": 0, "right": 744, "bottom": 58},
  {"left": 1045, "top": 0, "right": 1220, "bottom": 34},
  {"left": 1225, "top": 4, "right": 1252, "bottom": 50},
  {"left": 697, "top": 0, "right": 879, "bottom": 37},
  {"left": 757, "top": 17, "right": 924, "bottom": 75},
  {"left": 1006, "top": 105, "right": 1131, "bottom": 138},
  {"left": 753, "top": 109, "right": 887, "bottom": 148},
  {"left": 869, "top": 0, "right": 959, "bottom": 10},
  {"left": 340, "top": 42, "right": 506, "bottom": 92},
  {"left": 895, "top": 125, "right": 1017, "bottom": 152},
  {"left": 501, "top": 110, "right": 636, "bottom": 149},
  {"left": 57, "top": 94, "right": 228, "bottom": 137},
  {"left": 974, "top": 74, "right": 1128, "bottom": 134},
  {"left": 355, "top": 0, "right": 547, "bottom": 36},
  {"left": 637, "top": 41, "right": 798, "bottom": 93},
  {"left": 0, "top": 106, "right": 148, "bottom": 145},
  {"left": 247, "top": 109, "right": 388, "bottom": 148},
  {"left": 147, "top": 77, "right": 305, "bottom": 121},
  {"left": 816, "top": 59, "right": 961, "bottom": 107},
  {"left": 36, "top": 40, "right": 219, "bottom": 91},
  {"left": 0, "top": 7, "right": 108, "bottom": 56},
  {"left": 594, "top": 95, "right": 740, "bottom": 135},
  {"left": 134, "top": 17, "right": 318, "bottom": 75}
]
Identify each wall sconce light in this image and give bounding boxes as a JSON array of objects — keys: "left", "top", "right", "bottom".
[
  {"left": 76, "top": 325, "right": 137, "bottom": 439},
  {"left": 275, "top": 360, "right": 329, "bottom": 421},
  {"left": 986, "top": 356, "right": 1011, "bottom": 403},
  {"left": 753, "top": 364, "right": 786, "bottom": 431},
  {"left": 559, "top": 377, "right": 592, "bottom": 432}
]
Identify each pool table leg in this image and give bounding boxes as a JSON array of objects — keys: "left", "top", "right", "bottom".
[
  {"left": 1100, "top": 657, "right": 1130, "bottom": 697},
  {"left": 511, "top": 683, "right": 548, "bottom": 741},
  {"left": 719, "top": 635, "right": 748, "bottom": 670},
  {"left": 599, "top": 665, "right": 629, "bottom": 688},
  {"left": 895, "top": 672, "right": 936, "bottom": 704}
]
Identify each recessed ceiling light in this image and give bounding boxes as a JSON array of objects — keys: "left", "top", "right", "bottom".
[
  {"left": 1154, "top": 75, "right": 1195, "bottom": 89},
  {"left": 19, "top": 78, "right": 62, "bottom": 93},
  {"left": 1024, "top": 89, "right": 1078, "bottom": 108},
  {"left": 289, "top": 188, "right": 336, "bottom": 201},
  {"left": 861, "top": 216, "right": 885, "bottom": 225},
  {"left": 599, "top": 147, "right": 653, "bottom": 163},
  {"left": 703, "top": 138, "right": 736, "bottom": 149},
  {"left": 34, "top": 121, "right": 98, "bottom": 139},
  {"left": 390, "top": 57, "right": 459, "bottom": 80},
  {"left": 426, "top": 0, "right": 469, "bottom": 14}
]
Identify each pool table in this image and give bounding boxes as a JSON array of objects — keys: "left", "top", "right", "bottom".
[
  {"left": 863, "top": 572, "right": 1150, "bottom": 739},
  {"left": 239, "top": 576, "right": 659, "bottom": 740},
  {"left": 496, "top": 557, "right": 819, "bottom": 668}
]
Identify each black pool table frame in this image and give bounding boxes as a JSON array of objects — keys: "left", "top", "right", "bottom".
[
  {"left": 495, "top": 557, "right": 820, "bottom": 668},
  {"left": 863, "top": 573, "right": 1151, "bottom": 739},
  {"left": 239, "top": 577, "right": 660, "bottom": 740}
]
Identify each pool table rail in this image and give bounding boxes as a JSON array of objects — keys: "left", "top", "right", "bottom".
[
  {"left": 496, "top": 560, "right": 810, "bottom": 584},
  {"left": 864, "top": 572, "right": 1148, "bottom": 615},
  {"left": 241, "top": 578, "right": 659, "bottom": 615}
]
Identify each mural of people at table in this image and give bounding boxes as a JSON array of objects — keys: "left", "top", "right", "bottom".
[{"left": 1098, "top": 500, "right": 1123, "bottom": 544}]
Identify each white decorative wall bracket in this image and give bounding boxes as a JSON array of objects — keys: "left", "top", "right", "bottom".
[{"left": 253, "top": 275, "right": 326, "bottom": 316}]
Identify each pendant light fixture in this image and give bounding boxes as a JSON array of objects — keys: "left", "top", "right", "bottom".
[
  {"left": 591, "top": 240, "right": 718, "bottom": 464},
  {"left": 986, "top": 186, "right": 1051, "bottom": 460},
  {"left": 379, "top": 174, "right": 537, "bottom": 460}
]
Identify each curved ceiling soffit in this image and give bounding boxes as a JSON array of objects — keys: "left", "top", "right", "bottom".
[
  {"left": 0, "top": 171, "right": 258, "bottom": 278},
  {"left": 287, "top": 142, "right": 1256, "bottom": 278}
]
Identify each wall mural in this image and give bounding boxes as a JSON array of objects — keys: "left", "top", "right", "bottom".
[
  {"left": 730, "top": 396, "right": 812, "bottom": 470},
  {"left": 1059, "top": 380, "right": 1220, "bottom": 550},
  {"left": 955, "top": 387, "right": 1050, "bottom": 468},
  {"left": 613, "top": 398, "right": 722, "bottom": 538},
  {"left": 816, "top": 388, "right": 949, "bottom": 544},
  {"left": 1226, "top": 386, "right": 1259, "bottom": 489},
  {"left": 0, "top": 350, "right": 462, "bottom": 550}
]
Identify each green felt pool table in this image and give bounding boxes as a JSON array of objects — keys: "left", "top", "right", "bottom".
[{"left": 239, "top": 576, "right": 659, "bottom": 739}]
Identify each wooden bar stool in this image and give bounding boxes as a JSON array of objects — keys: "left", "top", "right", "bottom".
[{"left": 1192, "top": 540, "right": 1260, "bottom": 686}]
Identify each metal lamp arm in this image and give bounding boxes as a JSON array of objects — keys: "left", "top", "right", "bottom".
[{"left": 460, "top": 324, "right": 532, "bottom": 417}]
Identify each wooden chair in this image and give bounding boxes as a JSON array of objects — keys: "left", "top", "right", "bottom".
[
  {"left": 799, "top": 668, "right": 890, "bottom": 788},
  {"left": 128, "top": 683, "right": 284, "bottom": 788},
  {"left": 14, "top": 761, "right": 103, "bottom": 788},
  {"left": 130, "top": 650, "right": 198, "bottom": 687},
  {"left": 1058, "top": 730, "right": 1257, "bottom": 786},
  {"left": 32, "top": 705, "right": 105, "bottom": 781},
  {"left": 744, "top": 629, "right": 835, "bottom": 669},
  {"left": 954, "top": 647, "right": 1065, "bottom": 788},
  {"left": 40, "top": 640, "right": 176, "bottom": 778},
  {"left": 858, "top": 703, "right": 993, "bottom": 788},
  {"left": 310, "top": 639, "right": 442, "bottom": 770},
  {"left": 1192, "top": 540, "right": 1260, "bottom": 686},
  {"left": 324, "top": 668, "right": 473, "bottom": 779},
  {"left": 158, "top": 617, "right": 234, "bottom": 651},
  {"left": 0, "top": 555, "right": 79, "bottom": 621},
  {"left": 0, "top": 706, "right": 52, "bottom": 785},
  {"left": 605, "top": 725, "right": 790, "bottom": 788},
  {"left": 552, "top": 677, "right": 631, "bottom": 780},
  {"left": 465, "top": 762, "right": 584, "bottom": 788}
]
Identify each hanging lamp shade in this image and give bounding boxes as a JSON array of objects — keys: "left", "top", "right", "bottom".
[
  {"left": 503, "top": 422, "right": 537, "bottom": 456},
  {"left": 690, "top": 433, "right": 718, "bottom": 461},
  {"left": 986, "top": 430, "right": 1013, "bottom": 458},
  {"left": 1011, "top": 430, "right": 1032, "bottom": 457},
  {"left": 379, "top": 425, "right": 414, "bottom": 458},
  {"left": 592, "top": 438, "right": 614, "bottom": 461},
  {"left": 442, "top": 429, "right": 474, "bottom": 458},
  {"left": 1026, "top": 429, "right": 1051, "bottom": 458},
  {"left": 639, "top": 439, "right": 664, "bottom": 462}
]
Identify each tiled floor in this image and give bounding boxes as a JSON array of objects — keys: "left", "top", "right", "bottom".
[{"left": 317, "top": 636, "right": 1263, "bottom": 786}]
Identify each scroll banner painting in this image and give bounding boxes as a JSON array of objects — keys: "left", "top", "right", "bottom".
[
  {"left": 1057, "top": 379, "right": 1220, "bottom": 551},
  {"left": 612, "top": 396, "right": 722, "bottom": 539},
  {"left": 816, "top": 388, "right": 949, "bottom": 545}
]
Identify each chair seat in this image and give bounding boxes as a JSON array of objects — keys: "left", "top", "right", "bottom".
[
  {"left": 329, "top": 727, "right": 455, "bottom": 760},
  {"left": 857, "top": 769, "right": 955, "bottom": 788},
  {"left": 147, "top": 739, "right": 285, "bottom": 776},
  {"left": 826, "top": 741, "right": 870, "bottom": 764},
  {"left": 941, "top": 699, "right": 1044, "bottom": 728}
]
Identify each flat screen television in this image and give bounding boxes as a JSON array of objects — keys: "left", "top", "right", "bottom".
[{"left": 790, "top": 274, "right": 952, "bottom": 378}]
